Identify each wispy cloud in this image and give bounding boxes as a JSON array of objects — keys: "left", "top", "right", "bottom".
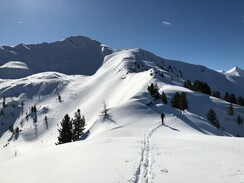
[
  {"left": 18, "top": 21, "right": 23, "bottom": 24},
  {"left": 162, "top": 21, "right": 171, "bottom": 26}
]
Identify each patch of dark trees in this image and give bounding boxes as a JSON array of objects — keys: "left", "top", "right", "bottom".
[{"left": 184, "top": 80, "right": 244, "bottom": 106}]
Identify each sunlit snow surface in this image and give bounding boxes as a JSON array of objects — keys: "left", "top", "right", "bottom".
[{"left": 0, "top": 37, "right": 244, "bottom": 183}]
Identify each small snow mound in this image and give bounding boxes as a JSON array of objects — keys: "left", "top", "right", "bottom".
[
  {"left": 0, "top": 61, "right": 29, "bottom": 70},
  {"left": 216, "top": 70, "right": 225, "bottom": 73},
  {"left": 226, "top": 66, "right": 244, "bottom": 77}
]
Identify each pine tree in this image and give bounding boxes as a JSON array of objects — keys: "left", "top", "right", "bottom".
[
  {"left": 237, "top": 96, "right": 244, "bottom": 106},
  {"left": 202, "top": 82, "right": 211, "bottom": 95},
  {"left": 171, "top": 92, "right": 181, "bottom": 108},
  {"left": 237, "top": 115, "right": 243, "bottom": 125},
  {"left": 72, "top": 109, "right": 85, "bottom": 141},
  {"left": 9, "top": 125, "right": 14, "bottom": 133},
  {"left": 229, "top": 93, "right": 237, "bottom": 104},
  {"left": 100, "top": 101, "right": 109, "bottom": 121},
  {"left": 3, "top": 96, "right": 6, "bottom": 108},
  {"left": 171, "top": 92, "right": 188, "bottom": 110},
  {"left": 56, "top": 114, "right": 73, "bottom": 145},
  {"left": 224, "top": 92, "right": 230, "bottom": 102},
  {"left": 33, "top": 105, "right": 37, "bottom": 113},
  {"left": 15, "top": 127, "right": 20, "bottom": 134},
  {"left": 183, "top": 80, "right": 192, "bottom": 90},
  {"left": 179, "top": 92, "right": 188, "bottom": 110},
  {"left": 227, "top": 103, "right": 234, "bottom": 116},
  {"left": 160, "top": 92, "right": 167, "bottom": 104},
  {"left": 147, "top": 83, "right": 160, "bottom": 100},
  {"left": 207, "top": 109, "right": 220, "bottom": 129},
  {"left": 31, "top": 106, "right": 37, "bottom": 113},
  {"left": 193, "top": 80, "right": 202, "bottom": 92},
  {"left": 212, "top": 91, "right": 221, "bottom": 98},
  {"left": 58, "top": 95, "right": 62, "bottom": 103}
]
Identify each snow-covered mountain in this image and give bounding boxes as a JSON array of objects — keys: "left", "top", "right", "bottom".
[
  {"left": 0, "top": 36, "right": 112, "bottom": 78},
  {"left": 0, "top": 36, "right": 244, "bottom": 183}
]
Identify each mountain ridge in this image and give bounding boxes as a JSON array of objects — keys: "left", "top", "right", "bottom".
[{"left": 0, "top": 36, "right": 113, "bottom": 78}]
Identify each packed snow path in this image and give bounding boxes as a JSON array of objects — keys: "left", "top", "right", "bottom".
[{"left": 132, "top": 122, "right": 162, "bottom": 183}]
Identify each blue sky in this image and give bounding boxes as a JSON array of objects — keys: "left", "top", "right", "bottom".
[{"left": 0, "top": 0, "right": 243, "bottom": 71}]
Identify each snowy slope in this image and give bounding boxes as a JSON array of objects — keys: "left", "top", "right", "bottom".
[
  {"left": 0, "top": 38, "right": 244, "bottom": 183},
  {"left": 0, "top": 61, "right": 31, "bottom": 79},
  {"left": 226, "top": 66, "right": 244, "bottom": 77}
]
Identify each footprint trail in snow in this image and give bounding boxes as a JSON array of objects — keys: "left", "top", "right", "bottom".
[{"left": 132, "top": 122, "right": 162, "bottom": 183}]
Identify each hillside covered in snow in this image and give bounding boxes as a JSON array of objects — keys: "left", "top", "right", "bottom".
[{"left": 0, "top": 36, "right": 244, "bottom": 183}]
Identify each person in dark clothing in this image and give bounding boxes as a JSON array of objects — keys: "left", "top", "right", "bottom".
[{"left": 161, "top": 113, "right": 165, "bottom": 125}]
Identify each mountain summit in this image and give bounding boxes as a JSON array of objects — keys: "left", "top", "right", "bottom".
[{"left": 226, "top": 66, "right": 244, "bottom": 77}]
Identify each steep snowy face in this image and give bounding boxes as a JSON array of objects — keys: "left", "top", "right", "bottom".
[
  {"left": 226, "top": 66, "right": 244, "bottom": 77},
  {"left": 0, "top": 36, "right": 113, "bottom": 78}
]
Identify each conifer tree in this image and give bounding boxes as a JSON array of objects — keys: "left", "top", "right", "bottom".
[
  {"left": 179, "top": 92, "right": 188, "bottom": 110},
  {"left": 183, "top": 80, "right": 192, "bottom": 90},
  {"left": 237, "top": 115, "right": 243, "bottom": 125},
  {"left": 56, "top": 114, "right": 73, "bottom": 145},
  {"left": 160, "top": 91, "right": 167, "bottom": 104},
  {"left": 237, "top": 96, "right": 244, "bottom": 106},
  {"left": 193, "top": 80, "right": 202, "bottom": 92},
  {"left": 227, "top": 103, "right": 234, "bottom": 116},
  {"left": 3, "top": 96, "right": 6, "bottom": 108},
  {"left": 224, "top": 92, "right": 230, "bottom": 102},
  {"left": 212, "top": 91, "right": 221, "bottom": 98},
  {"left": 207, "top": 109, "right": 220, "bottom": 129},
  {"left": 147, "top": 83, "right": 160, "bottom": 100},
  {"left": 229, "top": 93, "right": 237, "bottom": 104},
  {"left": 171, "top": 92, "right": 181, "bottom": 108},
  {"left": 72, "top": 109, "right": 85, "bottom": 141},
  {"left": 171, "top": 92, "right": 188, "bottom": 110},
  {"left": 202, "top": 82, "right": 211, "bottom": 95}
]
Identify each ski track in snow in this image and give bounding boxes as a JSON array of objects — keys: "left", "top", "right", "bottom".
[{"left": 132, "top": 122, "right": 162, "bottom": 183}]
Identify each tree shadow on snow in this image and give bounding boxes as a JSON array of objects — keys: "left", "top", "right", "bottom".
[
  {"left": 177, "top": 114, "right": 208, "bottom": 135},
  {"left": 80, "top": 130, "right": 90, "bottom": 140}
]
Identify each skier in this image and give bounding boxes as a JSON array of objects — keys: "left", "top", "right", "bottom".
[{"left": 161, "top": 113, "right": 165, "bottom": 125}]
